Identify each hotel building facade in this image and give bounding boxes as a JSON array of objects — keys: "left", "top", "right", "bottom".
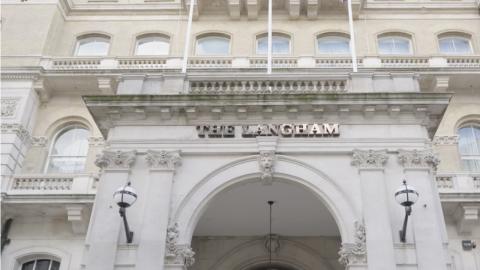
[{"left": 1, "top": 0, "right": 480, "bottom": 269}]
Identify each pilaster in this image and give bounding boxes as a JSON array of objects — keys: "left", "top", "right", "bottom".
[
  {"left": 351, "top": 149, "right": 396, "bottom": 270},
  {"left": 397, "top": 149, "right": 448, "bottom": 270},
  {"left": 85, "top": 150, "right": 137, "bottom": 270},
  {"left": 135, "top": 150, "right": 182, "bottom": 270}
]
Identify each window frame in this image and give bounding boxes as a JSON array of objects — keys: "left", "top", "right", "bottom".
[
  {"left": 377, "top": 35, "right": 413, "bottom": 55},
  {"left": 44, "top": 125, "right": 90, "bottom": 174},
  {"left": 20, "top": 258, "right": 60, "bottom": 270},
  {"left": 316, "top": 33, "right": 351, "bottom": 55},
  {"left": 134, "top": 34, "right": 170, "bottom": 56},
  {"left": 194, "top": 34, "right": 231, "bottom": 56},
  {"left": 457, "top": 123, "right": 480, "bottom": 171},
  {"left": 438, "top": 35, "right": 473, "bottom": 55},
  {"left": 74, "top": 34, "right": 111, "bottom": 57},
  {"left": 255, "top": 33, "right": 292, "bottom": 56}
]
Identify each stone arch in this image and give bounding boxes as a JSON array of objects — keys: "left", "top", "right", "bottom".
[{"left": 173, "top": 155, "right": 360, "bottom": 244}]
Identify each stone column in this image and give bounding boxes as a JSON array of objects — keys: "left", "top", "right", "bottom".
[
  {"left": 351, "top": 149, "right": 397, "bottom": 270},
  {"left": 397, "top": 149, "right": 447, "bottom": 270},
  {"left": 135, "top": 150, "right": 182, "bottom": 270},
  {"left": 85, "top": 150, "right": 137, "bottom": 270}
]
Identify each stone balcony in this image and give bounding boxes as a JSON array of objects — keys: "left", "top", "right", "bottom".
[{"left": 436, "top": 172, "right": 480, "bottom": 202}]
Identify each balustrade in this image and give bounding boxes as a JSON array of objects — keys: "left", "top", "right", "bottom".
[{"left": 7, "top": 174, "right": 98, "bottom": 195}]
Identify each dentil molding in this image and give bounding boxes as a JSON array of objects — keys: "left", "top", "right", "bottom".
[
  {"left": 145, "top": 150, "right": 182, "bottom": 170},
  {"left": 397, "top": 149, "right": 440, "bottom": 170},
  {"left": 351, "top": 149, "right": 388, "bottom": 169},
  {"left": 94, "top": 150, "right": 137, "bottom": 169}
]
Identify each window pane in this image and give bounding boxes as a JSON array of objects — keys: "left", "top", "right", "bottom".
[
  {"left": 458, "top": 126, "right": 480, "bottom": 155},
  {"left": 196, "top": 36, "right": 230, "bottom": 55},
  {"left": 76, "top": 37, "right": 110, "bottom": 56},
  {"left": 136, "top": 37, "right": 169, "bottom": 55},
  {"left": 257, "top": 35, "right": 290, "bottom": 55},
  {"left": 378, "top": 37, "right": 410, "bottom": 55},
  {"left": 22, "top": 261, "right": 35, "bottom": 270},
  {"left": 47, "top": 157, "right": 87, "bottom": 174},
  {"left": 51, "top": 128, "right": 89, "bottom": 157},
  {"left": 50, "top": 261, "right": 60, "bottom": 270},
  {"left": 317, "top": 36, "right": 350, "bottom": 54},
  {"left": 35, "top": 260, "right": 51, "bottom": 270},
  {"left": 439, "top": 37, "right": 472, "bottom": 54},
  {"left": 462, "top": 159, "right": 480, "bottom": 171}
]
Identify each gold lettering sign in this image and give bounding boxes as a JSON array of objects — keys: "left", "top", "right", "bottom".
[{"left": 196, "top": 124, "right": 339, "bottom": 138}]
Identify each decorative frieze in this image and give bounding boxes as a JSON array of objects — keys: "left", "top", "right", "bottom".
[
  {"left": 165, "top": 223, "right": 195, "bottom": 266},
  {"left": 145, "top": 150, "right": 182, "bottom": 171},
  {"left": 1, "top": 98, "right": 19, "bottom": 118},
  {"left": 94, "top": 150, "right": 137, "bottom": 170},
  {"left": 338, "top": 221, "right": 367, "bottom": 266},
  {"left": 30, "top": 136, "right": 48, "bottom": 147},
  {"left": 433, "top": 135, "right": 459, "bottom": 145},
  {"left": 258, "top": 150, "right": 276, "bottom": 185},
  {"left": 1, "top": 123, "right": 30, "bottom": 142},
  {"left": 397, "top": 149, "right": 440, "bottom": 170},
  {"left": 351, "top": 149, "right": 388, "bottom": 169}
]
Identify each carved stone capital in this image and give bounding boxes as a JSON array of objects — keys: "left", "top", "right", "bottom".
[
  {"left": 145, "top": 150, "right": 182, "bottom": 171},
  {"left": 397, "top": 149, "right": 440, "bottom": 170},
  {"left": 94, "top": 150, "right": 137, "bottom": 170},
  {"left": 258, "top": 150, "right": 275, "bottom": 185},
  {"left": 30, "top": 136, "right": 48, "bottom": 147},
  {"left": 351, "top": 149, "right": 388, "bottom": 169},
  {"left": 338, "top": 221, "right": 367, "bottom": 266}
]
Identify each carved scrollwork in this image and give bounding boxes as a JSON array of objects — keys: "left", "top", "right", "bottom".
[
  {"left": 164, "top": 223, "right": 195, "bottom": 267},
  {"left": 258, "top": 150, "right": 276, "bottom": 185},
  {"left": 1, "top": 123, "right": 30, "bottom": 142},
  {"left": 145, "top": 150, "right": 182, "bottom": 170},
  {"left": 433, "top": 135, "right": 459, "bottom": 145},
  {"left": 397, "top": 149, "right": 440, "bottom": 170},
  {"left": 30, "top": 136, "right": 48, "bottom": 147},
  {"left": 1, "top": 98, "right": 18, "bottom": 118},
  {"left": 94, "top": 150, "right": 137, "bottom": 169},
  {"left": 351, "top": 149, "right": 388, "bottom": 169},
  {"left": 338, "top": 221, "right": 367, "bottom": 266}
]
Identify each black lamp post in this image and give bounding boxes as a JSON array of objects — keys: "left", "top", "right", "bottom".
[
  {"left": 395, "top": 180, "right": 419, "bottom": 243},
  {"left": 113, "top": 182, "right": 137, "bottom": 244}
]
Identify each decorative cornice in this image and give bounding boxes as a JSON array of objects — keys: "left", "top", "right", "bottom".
[
  {"left": 351, "top": 149, "right": 388, "bottom": 169},
  {"left": 258, "top": 150, "right": 275, "bottom": 185},
  {"left": 30, "top": 136, "right": 48, "bottom": 147},
  {"left": 397, "top": 149, "right": 440, "bottom": 170},
  {"left": 0, "top": 73, "right": 39, "bottom": 81},
  {"left": 338, "top": 221, "right": 367, "bottom": 266},
  {"left": 88, "top": 136, "right": 105, "bottom": 146},
  {"left": 433, "top": 135, "right": 459, "bottom": 145},
  {"left": 1, "top": 123, "right": 30, "bottom": 142},
  {"left": 145, "top": 150, "right": 182, "bottom": 171},
  {"left": 1, "top": 98, "right": 19, "bottom": 118},
  {"left": 94, "top": 150, "right": 137, "bottom": 170}
]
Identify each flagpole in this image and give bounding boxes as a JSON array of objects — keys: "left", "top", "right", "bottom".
[
  {"left": 182, "top": 0, "right": 195, "bottom": 73},
  {"left": 267, "top": 0, "right": 272, "bottom": 74},
  {"left": 347, "top": 0, "right": 358, "bottom": 72}
]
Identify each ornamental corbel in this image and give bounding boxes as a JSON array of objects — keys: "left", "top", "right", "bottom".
[
  {"left": 145, "top": 150, "right": 182, "bottom": 171},
  {"left": 258, "top": 150, "right": 276, "bottom": 185},
  {"left": 351, "top": 149, "right": 388, "bottom": 169},
  {"left": 338, "top": 221, "right": 367, "bottom": 266},
  {"left": 397, "top": 149, "right": 440, "bottom": 170},
  {"left": 94, "top": 150, "right": 137, "bottom": 170}
]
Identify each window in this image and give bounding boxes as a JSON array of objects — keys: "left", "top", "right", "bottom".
[
  {"left": 378, "top": 35, "right": 412, "bottom": 55},
  {"left": 458, "top": 124, "right": 480, "bottom": 171},
  {"left": 21, "top": 259, "right": 60, "bottom": 270},
  {"left": 46, "top": 126, "right": 89, "bottom": 173},
  {"left": 256, "top": 33, "right": 291, "bottom": 55},
  {"left": 317, "top": 34, "right": 350, "bottom": 54},
  {"left": 439, "top": 35, "right": 472, "bottom": 54},
  {"left": 135, "top": 34, "right": 170, "bottom": 56},
  {"left": 195, "top": 34, "right": 230, "bottom": 55},
  {"left": 75, "top": 34, "right": 110, "bottom": 56}
]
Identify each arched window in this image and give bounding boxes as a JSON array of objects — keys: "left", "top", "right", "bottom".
[
  {"left": 195, "top": 34, "right": 230, "bottom": 56},
  {"left": 317, "top": 33, "right": 350, "bottom": 54},
  {"left": 135, "top": 34, "right": 170, "bottom": 56},
  {"left": 439, "top": 34, "right": 473, "bottom": 54},
  {"left": 256, "top": 33, "right": 291, "bottom": 55},
  {"left": 46, "top": 126, "right": 89, "bottom": 173},
  {"left": 74, "top": 34, "right": 110, "bottom": 56},
  {"left": 458, "top": 124, "right": 480, "bottom": 171},
  {"left": 21, "top": 259, "right": 60, "bottom": 270},
  {"left": 377, "top": 34, "right": 412, "bottom": 55}
]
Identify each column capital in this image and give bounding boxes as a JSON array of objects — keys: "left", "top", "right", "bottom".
[
  {"left": 397, "top": 149, "right": 440, "bottom": 170},
  {"left": 351, "top": 149, "right": 388, "bottom": 169},
  {"left": 94, "top": 150, "right": 137, "bottom": 170},
  {"left": 146, "top": 150, "right": 182, "bottom": 171}
]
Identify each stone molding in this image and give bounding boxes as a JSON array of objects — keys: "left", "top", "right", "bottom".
[
  {"left": 88, "top": 136, "right": 105, "bottom": 146},
  {"left": 165, "top": 223, "right": 195, "bottom": 266},
  {"left": 145, "top": 150, "right": 182, "bottom": 171},
  {"left": 351, "top": 149, "right": 388, "bottom": 169},
  {"left": 94, "top": 150, "right": 137, "bottom": 170},
  {"left": 258, "top": 150, "right": 275, "bottom": 185},
  {"left": 30, "top": 136, "right": 48, "bottom": 147},
  {"left": 1, "top": 123, "right": 30, "bottom": 142},
  {"left": 338, "top": 221, "right": 367, "bottom": 266},
  {"left": 433, "top": 135, "right": 459, "bottom": 145},
  {"left": 397, "top": 149, "right": 440, "bottom": 170},
  {"left": 1, "top": 98, "right": 19, "bottom": 118}
]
